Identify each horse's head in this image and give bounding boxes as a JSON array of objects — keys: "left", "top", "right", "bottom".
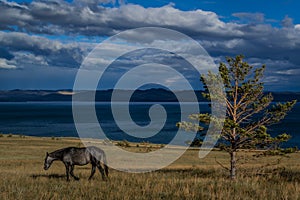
[{"left": 44, "top": 152, "right": 53, "bottom": 170}]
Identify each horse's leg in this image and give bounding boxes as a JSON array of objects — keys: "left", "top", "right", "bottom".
[
  {"left": 70, "top": 165, "right": 80, "bottom": 181},
  {"left": 96, "top": 161, "right": 107, "bottom": 181},
  {"left": 88, "top": 164, "right": 96, "bottom": 180},
  {"left": 64, "top": 163, "right": 70, "bottom": 181}
]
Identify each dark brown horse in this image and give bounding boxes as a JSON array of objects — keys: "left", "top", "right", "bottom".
[{"left": 44, "top": 146, "right": 108, "bottom": 181}]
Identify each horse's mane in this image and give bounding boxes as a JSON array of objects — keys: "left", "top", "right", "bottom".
[
  {"left": 49, "top": 147, "right": 87, "bottom": 159},
  {"left": 49, "top": 147, "right": 72, "bottom": 158}
]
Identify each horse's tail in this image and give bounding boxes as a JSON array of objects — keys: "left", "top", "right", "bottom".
[{"left": 102, "top": 152, "right": 109, "bottom": 177}]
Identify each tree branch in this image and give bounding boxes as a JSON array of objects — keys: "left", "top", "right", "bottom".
[{"left": 215, "top": 157, "right": 230, "bottom": 171}]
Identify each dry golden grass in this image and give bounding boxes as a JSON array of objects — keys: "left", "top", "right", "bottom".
[{"left": 1, "top": 135, "right": 300, "bottom": 199}]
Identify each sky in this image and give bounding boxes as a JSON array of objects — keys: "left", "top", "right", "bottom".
[{"left": 0, "top": 0, "right": 300, "bottom": 91}]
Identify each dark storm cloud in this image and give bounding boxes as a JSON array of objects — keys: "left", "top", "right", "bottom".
[
  {"left": 0, "top": 0, "right": 117, "bottom": 36},
  {"left": 1, "top": 0, "right": 299, "bottom": 59},
  {"left": 0, "top": 31, "right": 93, "bottom": 68},
  {"left": 0, "top": 0, "right": 300, "bottom": 90}
]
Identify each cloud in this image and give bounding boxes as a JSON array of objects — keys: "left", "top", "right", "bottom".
[
  {"left": 276, "top": 69, "right": 300, "bottom": 75},
  {"left": 0, "top": 58, "right": 17, "bottom": 69},
  {"left": 281, "top": 15, "right": 294, "bottom": 28},
  {"left": 232, "top": 12, "right": 265, "bottom": 24},
  {"left": 1, "top": 0, "right": 299, "bottom": 57},
  {"left": 295, "top": 24, "right": 300, "bottom": 31},
  {"left": 0, "top": 31, "right": 95, "bottom": 68},
  {"left": 2, "top": 0, "right": 298, "bottom": 51},
  {"left": 0, "top": 0, "right": 242, "bottom": 37},
  {"left": 0, "top": 0, "right": 300, "bottom": 90},
  {"left": 74, "top": 0, "right": 125, "bottom": 7}
]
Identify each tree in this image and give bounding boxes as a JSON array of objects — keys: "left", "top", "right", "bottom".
[{"left": 177, "top": 55, "right": 296, "bottom": 179}]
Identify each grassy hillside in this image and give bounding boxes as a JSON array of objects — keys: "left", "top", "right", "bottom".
[{"left": 1, "top": 135, "right": 300, "bottom": 199}]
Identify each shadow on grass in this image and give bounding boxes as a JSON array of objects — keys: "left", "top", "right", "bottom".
[
  {"left": 30, "top": 174, "right": 66, "bottom": 180},
  {"left": 277, "top": 170, "right": 300, "bottom": 182},
  {"left": 158, "top": 168, "right": 226, "bottom": 178},
  {"left": 159, "top": 168, "right": 300, "bottom": 182}
]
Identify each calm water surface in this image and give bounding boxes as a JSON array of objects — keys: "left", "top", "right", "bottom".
[{"left": 0, "top": 102, "right": 299, "bottom": 147}]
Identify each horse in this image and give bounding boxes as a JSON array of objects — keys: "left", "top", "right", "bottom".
[{"left": 44, "top": 146, "right": 108, "bottom": 181}]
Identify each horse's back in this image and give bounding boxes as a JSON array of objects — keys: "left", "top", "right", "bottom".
[
  {"left": 61, "top": 147, "right": 90, "bottom": 165},
  {"left": 86, "top": 146, "right": 105, "bottom": 160},
  {"left": 58, "top": 146, "right": 105, "bottom": 164}
]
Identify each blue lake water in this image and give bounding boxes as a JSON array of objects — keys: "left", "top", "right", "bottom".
[{"left": 0, "top": 102, "right": 299, "bottom": 147}]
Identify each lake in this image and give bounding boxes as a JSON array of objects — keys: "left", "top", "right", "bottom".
[{"left": 0, "top": 102, "right": 299, "bottom": 147}]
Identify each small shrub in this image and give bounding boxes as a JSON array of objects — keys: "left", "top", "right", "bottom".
[
  {"left": 117, "top": 140, "right": 130, "bottom": 147},
  {"left": 0, "top": 134, "right": 3, "bottom": 137},
  {"left": 190, "top": 139, "right": 203, "bottom": 147},
  {"left": 124, "top": 140, "right": 130, "bottom": 147},
  {"left": 7, "top": 134, "right": 13, "bottom": 137},
  {"left": 142, "top": 141, "right": 149, "bottom": 145}
]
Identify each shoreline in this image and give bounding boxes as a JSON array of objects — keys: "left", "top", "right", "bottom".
[{"left": 1, "top": 133, "right": 295, "bottom": 153}]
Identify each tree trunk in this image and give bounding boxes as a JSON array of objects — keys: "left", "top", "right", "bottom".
[{"left": 230, "top": 151, "right": 236, "bottom": 180}]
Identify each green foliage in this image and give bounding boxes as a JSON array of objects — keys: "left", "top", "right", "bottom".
[
  {"left": 177, "top": 55, "right": 297, "bottom": 178},
  {"left": 178, "top": 55, "right": 296, "bottom": 150}
]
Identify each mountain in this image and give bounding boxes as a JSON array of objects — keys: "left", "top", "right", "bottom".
[{"left": 0, "top": 89, "right": 299, "bottom": 102}]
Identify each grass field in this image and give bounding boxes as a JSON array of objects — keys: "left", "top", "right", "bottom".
[{"left": 1, "top": 135, "right": 300, "bottom": 199}]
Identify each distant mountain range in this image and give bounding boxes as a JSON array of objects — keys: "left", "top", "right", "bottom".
[{"left": 0, "top": 89, "right": 299, "bottom": 102}]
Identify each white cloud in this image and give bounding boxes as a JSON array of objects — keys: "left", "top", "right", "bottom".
[
  {"left": 276, "top": 69, "right": 300, "bottom": 75},
  {"left": 0, "top": 31, "right": 96, "bottom": 68},
  {"left": 0, "top": 0, "right": 243, "bottom": 37},
  {"left": 263, "top": 76, "right": 280, "bottom": 83},
  {"left": 295, "top": 24, "right": 300, "bottom": 31},
  {"left": 0, "top": 58, "right": 17, "bottom": 69}
]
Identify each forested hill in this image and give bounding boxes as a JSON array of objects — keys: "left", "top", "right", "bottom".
[{"left": 0, "top": 89, "right": 299, "bottom": 102}]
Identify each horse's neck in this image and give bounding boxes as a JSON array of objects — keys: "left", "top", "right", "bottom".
[
  {"left": 50, "top": 150, "right": 65, "bottom": 160},
  {"left": 48, "top": 156, "right": 58, "bottom": 162}
]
